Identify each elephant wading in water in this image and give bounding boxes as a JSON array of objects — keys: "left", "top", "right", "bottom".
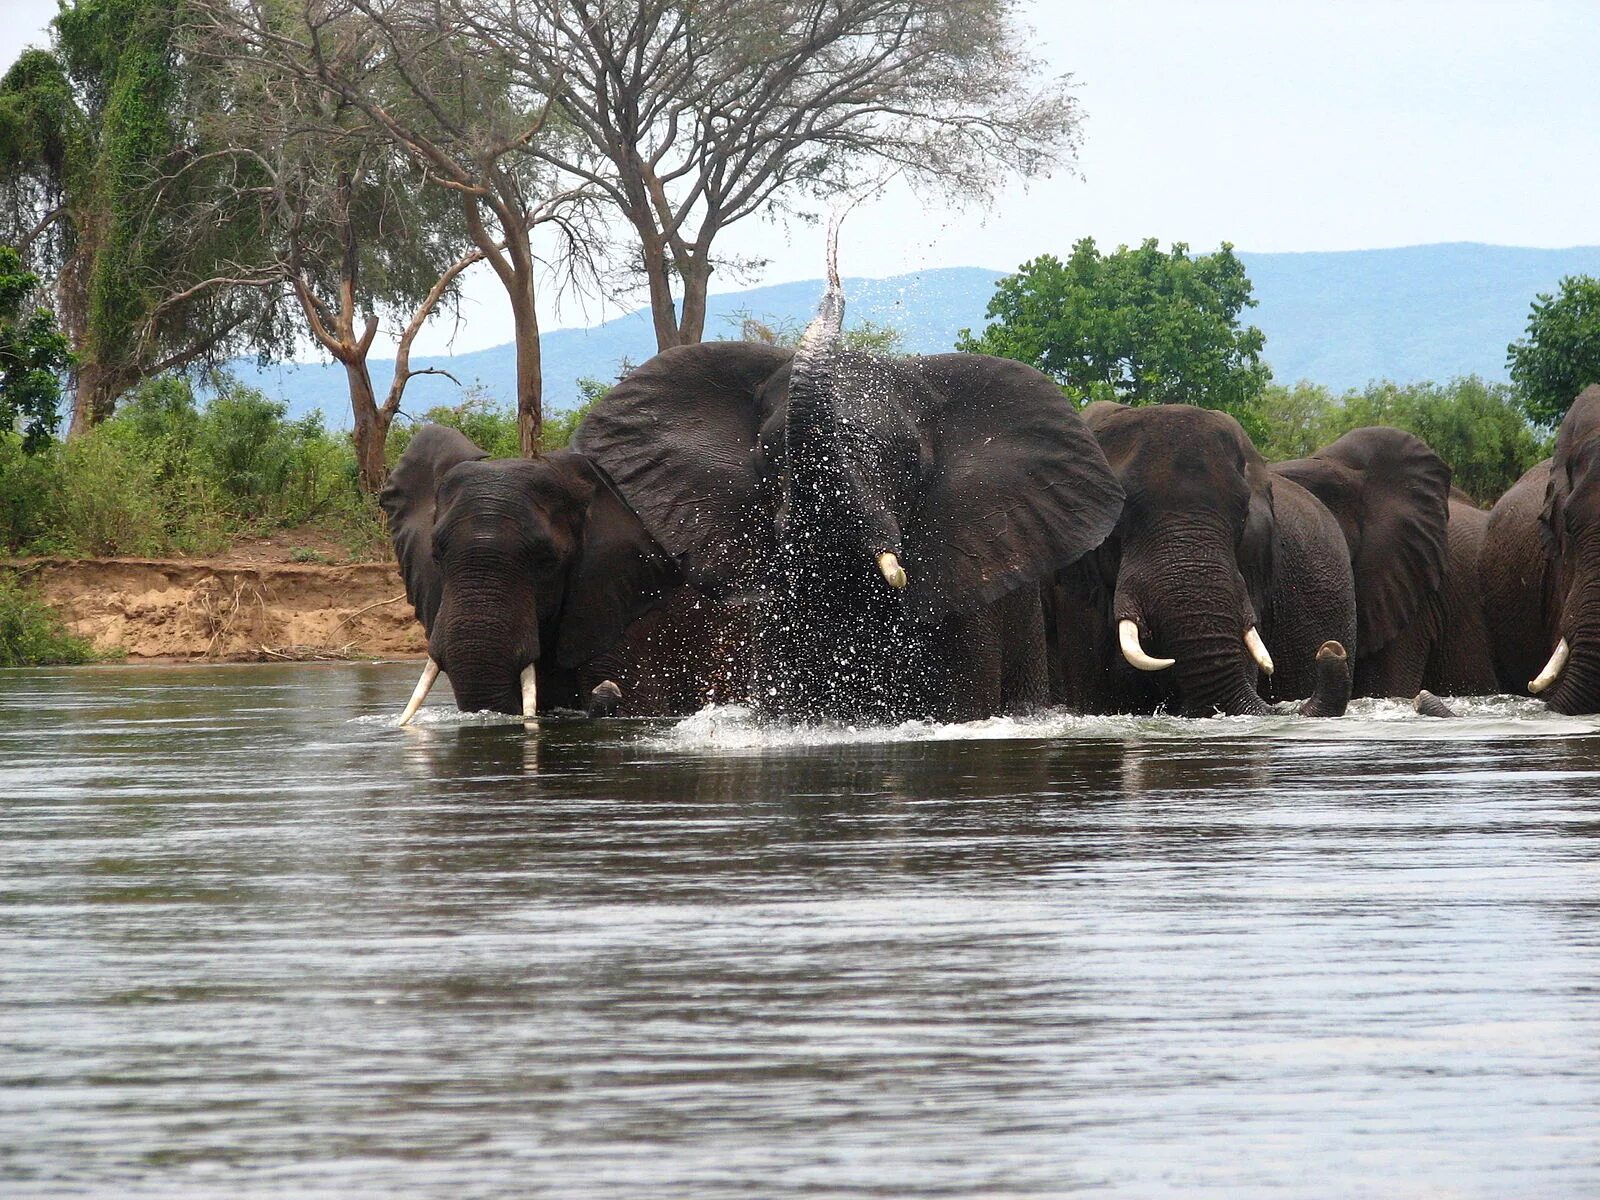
[
  {"left": 380, "top": 426, "right": 748, "bottom": 722},
  {"left": 574, "top": 270, "right": 1125, "bottom": 723},
  {"left": 1050, "top": 407, "right": 1453, "bottom": 717},
  {"left": 1483, "top": 384, "right": 1600, "bottom": 713}
]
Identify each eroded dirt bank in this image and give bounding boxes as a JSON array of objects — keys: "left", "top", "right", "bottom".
[{"left": 9, "top": 557, "right": 426, "bottom": 661}]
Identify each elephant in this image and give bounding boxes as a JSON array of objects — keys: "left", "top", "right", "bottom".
[
  {"left": 379, "top": 424, "right": 750, "bottom": 721},
  {"left": 571, "top": 274, "right": 1126, "bottom": 723},
  {"left": 1048, "top": 406, "right": 1452, "bottom": 717},
  {"left": 1482, "top": 384, "right": 1600, "bottom": 713},
  {"left": 1348, "top": 487, "right": 1497, "bottom": 699}
]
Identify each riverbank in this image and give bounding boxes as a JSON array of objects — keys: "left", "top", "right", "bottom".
[{"left": 5, "top": 552, "right": 425, "bottom": 662}]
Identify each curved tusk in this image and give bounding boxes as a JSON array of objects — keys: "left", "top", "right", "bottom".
[
  {"left": 1529, "top": 638, "right": 1570, "bottom": 694},
  {"left": 877, "top": 551, "right": 908, "bottom": 589},
  {"left": 520, "top": 663, "right": 539, "bottom": 718},
  {"left": 1244, "top": 627, "right": 1275, "bottom": 676},
  {"left": 397, "top": 658, "right": 440, "bottom": 726},
  {"left": 1119, "top": 619, "right": 1175, "bottom": 671}
]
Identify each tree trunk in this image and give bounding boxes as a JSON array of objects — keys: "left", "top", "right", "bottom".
[
  {"left": 510, "top": 281, "right": 543, "bottom": 456},
  {"left": 678, "top": 256, "right": 712, "bottom": 345},
  {"left": 641, "top": 236, "right": 683, "bottom": 351},
  {"left": 66, "top": 358, "right": 126, "bottom": 439},
  {"left": 345, "top": 358, "right": 390, "bottom": 494}
]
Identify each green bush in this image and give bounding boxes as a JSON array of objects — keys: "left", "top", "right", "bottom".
[
  {"left": 1255, "top": 376, "right": 1550, "bottom": 505},
  {"left": 0, "top": 571, "right": 99, "bottom": 666}
]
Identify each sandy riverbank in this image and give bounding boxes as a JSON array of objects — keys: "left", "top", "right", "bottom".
[{"left": 7, "top": 555, "right": 426, "bottom": 662}]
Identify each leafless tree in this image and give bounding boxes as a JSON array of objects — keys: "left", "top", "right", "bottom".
[
  {"left": 459, "top": 0, "right": 1081, "bottom": 350},
  {"left": 194, "top": 0, "right": 606, "bottom": 454}
]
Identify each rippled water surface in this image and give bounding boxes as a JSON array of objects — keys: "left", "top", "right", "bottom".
[{"left": 4, "top": 662, "right": 1600, "bottom": 1197}]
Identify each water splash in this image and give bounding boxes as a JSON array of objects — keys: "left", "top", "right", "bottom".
[{"left": 648, "top": 696, "right": 1600, "bottom": 752}]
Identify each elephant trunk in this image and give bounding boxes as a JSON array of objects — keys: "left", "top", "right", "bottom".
[
  {"left": 1116, "top": 523, "right": 1271, "bottom": 717},
  {"left": 785, "top": 228, "right": 846, "bottom": 488},
  {"left": 428, "top": 572, "right": 541, "bottom": 716},
  {"left": 1541, "top": 538, "right": 1600, "bottom": 715}
]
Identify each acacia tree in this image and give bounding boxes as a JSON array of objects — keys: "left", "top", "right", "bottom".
[
  {"left": 957, "top": 238, "right": 1270, "bottom": 433},
  {"left": 196, "top": 0, "right": 603, "bottom": 454},
  {"left": 0, "top": 2, "right": 286, "bottom": 435},
  {"left": 1508, "top": 274, "right": 1600, "bottom": 427},
  {"left": 164, "top": 27, "right": 489, "bottom": 492},
  {"left": 461, "top": 0, "right": 1080, "bottom": 351}
]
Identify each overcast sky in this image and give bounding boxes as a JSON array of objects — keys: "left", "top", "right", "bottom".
[{"left": 5, "top": 0, "right": 1597, "bottom": 355}]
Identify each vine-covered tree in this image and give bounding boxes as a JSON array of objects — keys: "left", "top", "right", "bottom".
[
  {"left": 1507, "top": 274, "right": 1600, "bottom": 427},
  {"left": 0, "top": 1, "right": 286, "bottom": 435},
  {"left": 957, "top": 238, "right": 1270, "bottom": 431},
  {"left": 0, "top": 244, "right": 73, "bottom": 451},
  {"left": 465, "top": 0, "right": 1081, "bottom": 351}
]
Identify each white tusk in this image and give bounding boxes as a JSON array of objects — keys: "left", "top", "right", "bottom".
[
  {"left": 1244, "top": 627, "right": 1275, "bottom": 676},
  {"left": 520, "top": 664, "right": 539, "bottom": 718},
  {"left": 1529, "top": 638, "right": 1570, "bottom": 694},
  {"left": 877, "top": 551, "right": 908, "bottom": 589},
  {"left": 1119, "top": 619, "right": 1175, "bottom": 671},
  {"left": 397, "top": 658, "right": 440, "bottom": 726}
]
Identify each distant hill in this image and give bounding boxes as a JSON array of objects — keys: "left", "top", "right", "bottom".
[{"left": 229, "top": 243, "right": 1600, "bottom": 424}]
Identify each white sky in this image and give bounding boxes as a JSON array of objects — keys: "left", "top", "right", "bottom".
[{"left": 6, "top": 0, "right": 1598, "bottom": 356}]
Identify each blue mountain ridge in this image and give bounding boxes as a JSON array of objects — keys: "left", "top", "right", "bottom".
[{"left": 228, "top": 243, "right": 1600, "bottom": 425}]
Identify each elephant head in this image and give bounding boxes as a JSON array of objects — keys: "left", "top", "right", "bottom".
[
  {"left": 1527, "top": 385, "right": 1600, "bottom": 712},
  {"left": 574, "top": 291, "right": 1123, "bottom": 719},
  {"left": 1271, "top": 426, "right": 1452, "bottom": 696},
  {"left": 1078, "top": 401, "right": 1278, "bottom": 715},
  {"left": 1073, "top": 408, "right": 1447, "bottom": 717},
  {"left": 379, "top": 425, "right": 678, "bottom": 720}
]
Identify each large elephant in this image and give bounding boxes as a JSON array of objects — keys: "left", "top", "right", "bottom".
[
  {"left": 1482, "top": 384, "right": 1600, "bottom": 713},
  {"left": 379, "top": 425, "right": 749, "bottom": 721},
  {"left": 1049, "top": 406, "right": 1450, "bottom": 717},
  {"left": 572, "top": 280, "right": 1125, "bottom": 723}
]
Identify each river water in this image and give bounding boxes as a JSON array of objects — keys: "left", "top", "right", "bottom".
[{"left": 3, "top": 662, "right": 1599, "bottom": 1197}]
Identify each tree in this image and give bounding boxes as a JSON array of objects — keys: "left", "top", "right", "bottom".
[
  {"left": 957, "top": 238, "right": 1270, "bottom": 430},
  {"left": 196, "top": 0, "right": 604, "bottom": 455},
  {"left": 0, "top": 2, "right": 287, "bottom": 435},
  {"left": 0, "top": 245, "right": 73, "bottom": 451},
  {"left": 466, "top": 0, "right": 1080, "bottom": 351},
  {"left": 1253, "top": 376, "right": 1549, "bottom": 506},
  {"left": 170, "top": 20, "right": 487, "bottom": 492},
  {"left": 1508, "top": 274, "right": 1600, "bottom": 427}
]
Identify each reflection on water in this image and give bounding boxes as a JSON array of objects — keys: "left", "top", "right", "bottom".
[{"left": 3, "top": 662, "right": 1600, "bottom": 1196}]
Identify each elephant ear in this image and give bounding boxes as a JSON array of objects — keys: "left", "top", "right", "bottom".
[
  {"left": 901, "top": 355, "right": 1125, "bottom": 623},
  {"left": 550, "top": 455, "right": 682, "bottom": 670},
  {"left": 1540, "top": 384, "right": 1600, "bottom": 553},
  {"left": 572, "top": 342, "right": 792, "bottom": 597},
  {"left": 378, "top": 424, "right": 488, "bottom": 633},
  {"left": 1272, "top": 426, "right": 1450, "bottom": 654}
]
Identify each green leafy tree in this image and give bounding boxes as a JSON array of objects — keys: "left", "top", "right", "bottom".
[
  {"left": 957, "top": 238, "right": 1270, "bottom": 433},
  {"left": 0, "top": 245, "right": 72, "bottom": 450},
  {"left": 1507, "top": 274, "right": 1600, "bottom": 426},
  {"left": 0, "top": 2, "right": 286, "bottom": 435},
  {"left": 1254, "top": 376, "right": 1548, "bottom": 505}
]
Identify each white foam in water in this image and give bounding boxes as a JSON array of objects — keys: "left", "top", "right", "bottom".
[{"left": 647, "top": 696, "right": 1600, "bottom": 751}]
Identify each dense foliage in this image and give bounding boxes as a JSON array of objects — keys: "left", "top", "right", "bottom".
[
  {"left": 1507, "top": 274, "right": 1600, "bottom": 426},
  {"left": 0, "top": 375, "right": 381, "bottom": 557},
  {"left": 957, "top": 238, "right": 1270, "bottom": 432},
  {"left": 0, "top": 244, "right": 72, "bottom": 450},
  {"left": 0, "top": 570, "right": 99, "bottom": 665},
  {"left": 1254, "top": 376, "right": 1550, "bottom": 505}
]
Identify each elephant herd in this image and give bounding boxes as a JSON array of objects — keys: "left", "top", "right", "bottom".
[{"left": 378, "top": 272, "right": 1600, "bottom": 728}]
